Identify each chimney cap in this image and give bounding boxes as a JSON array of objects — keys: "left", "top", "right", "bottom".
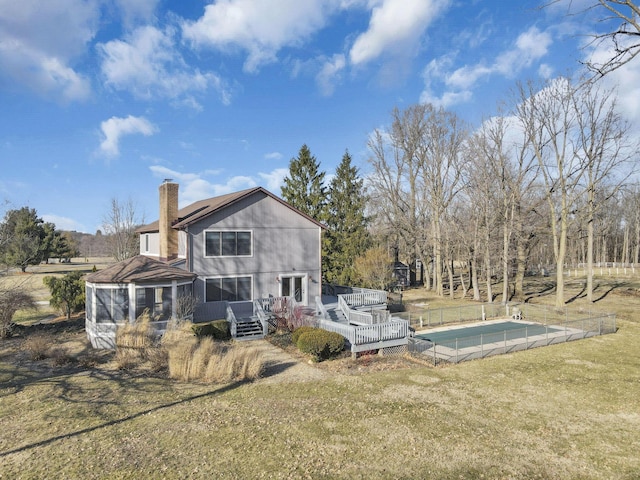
[{"left": 162, "top": 178, "right": 174, "bottom": 184}]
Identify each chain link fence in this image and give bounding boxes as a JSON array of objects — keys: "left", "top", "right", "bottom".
[{"left": 405, "top": 303, "right": 616, "bottom": 365}]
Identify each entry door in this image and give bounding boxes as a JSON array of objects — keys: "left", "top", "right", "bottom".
[{"left": 280, "top": 275, "right": 306, "bottom": 304}]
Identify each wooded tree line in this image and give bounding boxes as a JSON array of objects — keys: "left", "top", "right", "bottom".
[{"left": 367, "top": 77, "right": 637, "bottom": 307}]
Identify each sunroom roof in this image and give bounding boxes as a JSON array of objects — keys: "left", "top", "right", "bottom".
[{"left": 84, "top": 255, "right": 196, "bottom": 284}]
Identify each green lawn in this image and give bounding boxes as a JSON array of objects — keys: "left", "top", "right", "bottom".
[{"left": 1, "top": 274, "right": 639, "bottom": 479}]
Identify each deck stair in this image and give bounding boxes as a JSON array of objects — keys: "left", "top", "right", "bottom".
[
  {"left": 234, "top": 316, "right": 264, "bottom": 340},
  {"left": 324, "top": 304, "right": 348, "bottom": 324}
]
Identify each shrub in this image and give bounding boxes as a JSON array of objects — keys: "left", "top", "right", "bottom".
[
  {"left": 191, "top": 319, "right": 229, "bottom": 340},
  {"left": 0, "top": 282, "right": 37, "bottom": 338},
  {"left": 162, "top": 320, "right": 195, "bottom": 347},
  {"left": 43, "top": 272, "right": 85, "bottom": 320},
  {"left": 49, "top": 347, "right": 73, "bottom": 366},
  {"left": 23, "top": 332, "right": 51, "bottom": 360},
  {"left": 114, "top": 349, "right": 140, "bottom": 370},
  {"left": 291, "top": 325, "right": 316, "bottom": 344},
  {"left": 146, "top": 347, "right": 169, "bottom": 372},
  {"left": 296, "top": 328, "right": 345, "bottom": 361},
  {"left": 186, "top": 337, "right": 219, "bottom": 380},
  {"left": 287, "top": 306, "right": 315, "bottom": 332}
]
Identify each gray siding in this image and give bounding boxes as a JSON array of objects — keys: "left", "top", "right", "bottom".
[{"left": 189, "top": 191, "right": 322, "bottom": 306}]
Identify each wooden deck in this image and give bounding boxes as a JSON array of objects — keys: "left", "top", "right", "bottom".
[{"left": 316, "top": 291, "right": 409, "bottom": 355}]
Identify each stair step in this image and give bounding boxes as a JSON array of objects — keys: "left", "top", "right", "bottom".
[{"left": 234, "top": 318, "right": 264, "bottom": 340}]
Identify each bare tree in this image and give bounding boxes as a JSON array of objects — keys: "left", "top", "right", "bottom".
[
  {"left": 516, "top": 78, "right": 588, "bottom": 308},
  {"left": 102, "top": 198, "right": 143, "bottom": 262},
  {"left": 464, "top": 127, "right": 502, "bottom": 302},
  {"left": 367, "top": 107, "right": 430, "bottom": 290},
  {"left": 367, "top": 104, "right": 466, "bottom": 296},
  {"left": 0, "top": 280, "right": 37, "bottom": 338},
  {"left": 573, "top": 80, "right": 635, "bottom": 301},
  {"left": 419, "top": 106, "right": 467, "bottom": 296},
  {"left": 547, "top": 1, "right": 640, "bottom": 77}
]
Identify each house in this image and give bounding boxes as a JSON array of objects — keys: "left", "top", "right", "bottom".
[{"left": 85, "top": 180, "right": 324, "bottom": 348}]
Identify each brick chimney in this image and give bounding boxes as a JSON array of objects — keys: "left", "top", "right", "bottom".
[{"left": 159, "top": 179, "right": 179, "bottom": 261}]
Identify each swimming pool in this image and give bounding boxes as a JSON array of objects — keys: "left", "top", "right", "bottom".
[{"left": 415, "top": 320, "right": 562, "bottom": 348}]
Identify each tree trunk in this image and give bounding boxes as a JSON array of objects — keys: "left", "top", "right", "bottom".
[
  {"left": 502, "top": 220, "right": 510, "bottom": 303},
  {"left": 472, "top": 255, "right": 480, "bottom": 301},
  {"left": 485, "top": 241, "right": 493, "bottom": 303},
  {"left": 434, "top": 217, "right": 443, "bottom": 297},
  {"left": 587, "top": 187, "right": 595, "bottom": 302}
]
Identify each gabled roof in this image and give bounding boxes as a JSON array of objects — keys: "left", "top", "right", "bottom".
[
  {"left": 84, "top": 255, "right": 197, "bottom": 284},
  {"left": 136, "top": 186, "right": 325, "bottom": 233}
]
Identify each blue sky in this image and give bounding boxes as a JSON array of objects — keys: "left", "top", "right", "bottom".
[{"left": 1, "top": 0, "right": 639, "bottom": 233}]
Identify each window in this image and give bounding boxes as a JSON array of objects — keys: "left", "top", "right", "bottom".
[
  {"left": 144, "top": 234, "right": 149, "bottom": 252},
  {"left": 205, "top": 276, "right": 252, "bottom": 302},
  {"left": 205, "top": 231, "right": 252, "bottom": 257},
  {"left": 95, "top": 288, "right": 129, "bottom": 323},
  {"left": 135, "top": 286, "right": 171, "bottom": 320}
]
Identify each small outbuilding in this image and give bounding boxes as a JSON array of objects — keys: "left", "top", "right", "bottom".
[
  {"left": 393, "top": 261, "right": 410, "bottom": 289},
  {"left": 84, "top": 255, "right": 196, "bottom": 348}
]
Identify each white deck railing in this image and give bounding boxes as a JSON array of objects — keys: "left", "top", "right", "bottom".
[
  {"left": 253, "top": 299, "right": 270, "bottom": 336},
  {"left": 338, "top": 293, "right": 390, "bottom": 325},
  {"left": 226, "top": 304, "right": 237, "bottom": 338},
  {"left": 338, "top": 295, "right": 373, "bottom": 325},
  {"left": 340, "top": 289, "right": 387, "bottom": 308},
  {"left": 316, "top": 295, "right": 408, "bottom": 352}
]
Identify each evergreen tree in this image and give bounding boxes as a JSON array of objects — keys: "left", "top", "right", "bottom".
[
  {"left": 281, "top": 144, "right": 327, "bottom": 222},
  {"left": 324, "top": 151, "right": 370, "bottom": 285},
  {"left": 0, "top": 207, "right": 47, "bottom": 272},
  {"left": 43, "top": 272, "right": 85, "bottom": 320}
]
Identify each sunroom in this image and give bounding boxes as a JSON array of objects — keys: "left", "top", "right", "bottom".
[{"left": 85, "top": 255, "right": 196, "bottom": 349}]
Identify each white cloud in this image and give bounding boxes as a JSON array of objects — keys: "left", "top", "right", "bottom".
[
  {"left": 349, "top": 0, "right": 449, "bottom": 66},
  {"left": 42, "top": 214, "right": 86, "bottom": 232},
  {"left": 446, "top": 64, "right": 492, "bottom": 90},
  {"left": 316, "top": 54, "right": 346, "bottom": 96},
  {"left": 99, "top": 25, "right": 231, "bottom": 107},
  {"left": 264, "top": 152, "right": 283, "bottom": 160},
  {"left": 494, "top": 27, "right": 552, "bottom": 76},
  {"left": 538, "top": 63, "right": 554, "bottom": 79},
  {"left": 0, "top": 0, "right": 97, "bottom": 101},
  {"left": 99, "top": 115, "right": 158, "bottom": 157},
  {"left": 421, "top": 26, "right": 553, "bottom": 108},
  {"left": 113, "top": 0, "right": 160, "bottom": 27},
  {"left": 182, "top": 0, "right": 335, "bottom": 73},
  {"left": 258, "top": 168, "right": 289, "bottom": 192},
  {"left": 149, "top": 165, "right": 286, "bottom": 206}
]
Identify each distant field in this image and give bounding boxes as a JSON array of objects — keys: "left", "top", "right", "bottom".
[
  {"left": 0, "top": 271, "right": 639, "bottom": 478},
  {"left": 0, "top": 257, "right": 114, "bottom": 324}
]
